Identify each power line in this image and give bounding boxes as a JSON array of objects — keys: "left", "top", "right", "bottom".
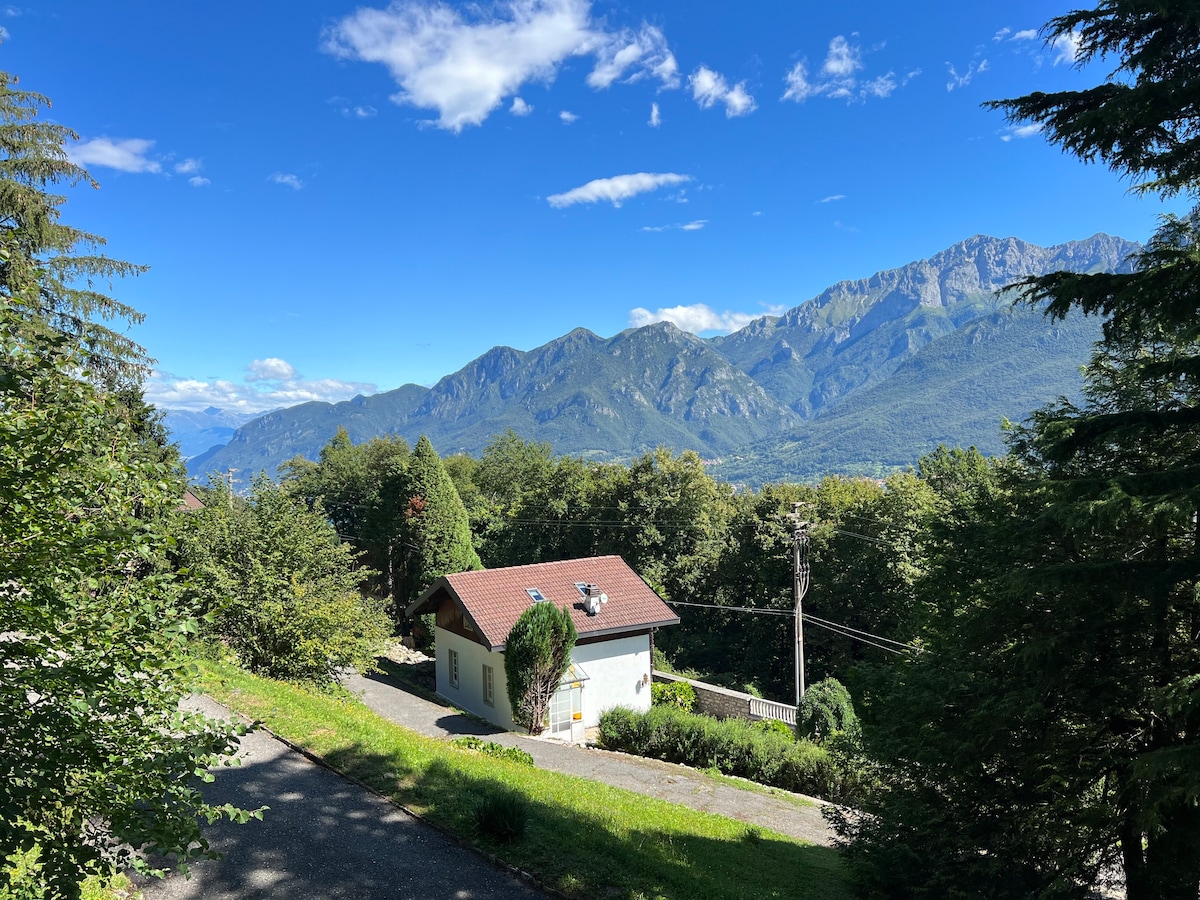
[
  {"left": 664, "top": 598, "right": 917, "bottom": 655},
  {"left": 801, "top": 615, "right": 907, "bottom": 655},
  {"left": 802, "top": 612, "right": 914, "bottom": 650},
  {"left": 666, "top": 599, "right": 793, "bottom": 617}
]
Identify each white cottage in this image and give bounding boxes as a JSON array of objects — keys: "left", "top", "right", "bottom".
[{"left": 406, "top": 556, "right": 679, "bottom": 741}]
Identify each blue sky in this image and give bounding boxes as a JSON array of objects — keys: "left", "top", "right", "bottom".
[{"left": 6, "top": 1, "right": 1178, "bottom": 412}]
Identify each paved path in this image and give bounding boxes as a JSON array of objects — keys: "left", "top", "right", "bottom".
[
  {"left": 343, "top": 670, "right": 835, "bottom": 847},
  {"left": 139, "top": 696, "right": 542, "bottom": 900}
]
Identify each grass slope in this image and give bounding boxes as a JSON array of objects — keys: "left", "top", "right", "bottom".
[{"left": 200, "top": 662, "right": 848, "bottom": 900}]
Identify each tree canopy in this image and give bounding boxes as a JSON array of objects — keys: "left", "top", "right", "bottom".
[
  {"left": 836, "top": 4, "right": 1200, "bottom": 896},
  {"left": 0, "top": 70, "right": 248, "bottom": 897}
]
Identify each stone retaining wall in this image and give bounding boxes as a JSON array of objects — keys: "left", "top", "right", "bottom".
[{"left": 652, "top": 670, "right": 794, "bottom": 723}]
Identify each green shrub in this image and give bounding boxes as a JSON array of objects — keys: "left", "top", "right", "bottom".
[
  {"left": 472, "top": 789, "right": 528, "bottom": 843},
  {"left": 651, "top": 680, "right": 697, "bottom": 712},
  {"left": 450, "top": 736, "right": 535, "bottom": 767},
  {"left": 797, "top": 678, "right": 860, "bottom": 744},
  {"left": 598, "top": 705, "right": 861, "bottom": 802},
  {"left": 753, "top": 718, "right": 797, "bottom": 740}
]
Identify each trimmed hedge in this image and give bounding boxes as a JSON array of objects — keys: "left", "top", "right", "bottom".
[{"left": 598, "top": 705, "right": 861, "bottom": 802}]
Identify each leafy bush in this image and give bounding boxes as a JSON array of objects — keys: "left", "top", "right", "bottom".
[
  {"left": 651, "top": 680, "right": 697, "bottom": 712},
  {"left": 450, "top": 736, "right": 535, "bottom": 767},
  {"left": 753, "top": 718, "right": 796, "bottom": 741},
  {"left": 472, "top": 789, "right": 528, "bottom": 843},
  {"left": 598, "top": 705, "right": 861, "bottom": 802},
  {"left": 797, "top": 678, "right": 860, "bottom": 744},
  {"left": 173, "top": 476, "right": 392, "bottom": 686}
]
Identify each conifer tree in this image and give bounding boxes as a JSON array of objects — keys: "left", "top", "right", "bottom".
[
  {"left": 401, "top": 435, "right": 482, "bottom": 604},
  {"left": 838, "top": 6, "right": 1200, "bottom": 896}
]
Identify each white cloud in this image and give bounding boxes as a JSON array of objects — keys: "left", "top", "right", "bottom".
[
  {"left": 0, "top": 26, "right": 9, "bottom": 40},
  {"left": 145, "top": 366, "right": 378, "bottom": 414},
  {"left": 782, "top": 36, "right": 906, "bottom": 103},
  {"left": 946, "top": 58, "right": 988, "bottom": 91},
  {"left": 174, "top": 158, "right": 202, "bottom": 174},
  {"left": 1000, "top": 122, "right": 1043, "bottom": 142},
  {"left": 993, "top": 27, "right": 1011, "bottom": 42},
  {"left": 587, "top": 23, "right": 678, "bottom": 90},
  {"left": 324, "top": 0, "right": 599, "bottom": 132},
  {"left": 246, "top": 358, "right": 297, "bottom": 382},
  {"left": 648, "top": 101, "right": 660, "bottom": 127},
  {"left": 269, "top": 172, "right": 304, "bottom": 190},
  {"left": 1052, "top": 29, "right": 1082, "bottom": 65},
  {"left": 510, "top": 96, "right": 533, "bottom": 115},
  {"left": 351, "top": 104, "right": 378, "bottom": 117},
  {"left": 559, "top": 109, "right": 579, "bottom": 123},
  {"left": 188, "top": 176, "right": 211, "bottom": 187},
  {"left": 641, "top": 219, "right": 706, "bottom": 232},
  {"left": 628, "top": 302, "right": 787, "bottom": 335},
  {"left": 820, "top": 194, "right": 846, "bottom": 203},
  {"left": 821, "top": 35, "right": 861, "bottom": 78},
  {"left": 862, "top": 73, "right": 897, "bottom": 98},
  {"left": 68, "top": 137, "right": 161, "bottom": 174},
  {"left": 547, "top": 172, "right": 690, "bottom": 208},
  {"left": 1011, "top": 29, "right": 1038, "bottom": 41},
  {"left": 689, "top": 66, "right": 756, "bottom": 117}
]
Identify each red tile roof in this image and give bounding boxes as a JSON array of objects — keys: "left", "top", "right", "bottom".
[
  {"left": 178, "top": 489, "right": 206, "bottom": 510},
  {"left": 408, "top": 556, "right": 680, "bottom": 651}
]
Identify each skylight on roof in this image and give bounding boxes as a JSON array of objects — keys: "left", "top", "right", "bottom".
[{"left": 526, "top": 588, "right": 546, "bottom": 603}]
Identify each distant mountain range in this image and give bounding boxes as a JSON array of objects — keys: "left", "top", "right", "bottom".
[
  {"left": 162, "top": 407, "right": 264, "bottom": 459},
  {"left": 177, "top": 233, "right": 1139, "bottom": 485}
]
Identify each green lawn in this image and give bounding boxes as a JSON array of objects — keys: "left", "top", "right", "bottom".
[{"left": 199, "top": 662, "right": 850, "bottom": 900}]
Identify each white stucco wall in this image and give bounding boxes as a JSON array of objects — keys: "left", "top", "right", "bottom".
[
  {"left": 572, "top": 633, "right": 653, "bottom": 727},
  {"left": 434, "top": 628, "right": 654, "bottom": 734},
  {"left": 434, "top": 628, "right": 517, "bottom": 731}
]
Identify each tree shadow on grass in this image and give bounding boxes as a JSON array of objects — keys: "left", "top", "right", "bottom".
[
  {"left": 136, "top": 733, "right": 538, "bottom": 900},
  {"left": 403, "top": 753, "right": 847, "bottom": 900}
]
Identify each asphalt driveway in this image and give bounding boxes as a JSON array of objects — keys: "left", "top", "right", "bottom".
[
  {"left": 342, "top": 669, "right": 835, "bottom": 847},
  {"left": 139, "top": 696, "right": 542, "bottom": 900}
]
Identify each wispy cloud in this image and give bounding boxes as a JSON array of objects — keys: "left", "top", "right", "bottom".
[
  {"left": 324, "top": 0, "right": 680, "bottom": 132},
  {"left": 68, "top": 137, "right": 162, "bottom": 173},
  {"left": 587, "top": 23, "right": 678, "bottom": 89},
  {"left": 1000, "top": 122, "right": 1043, "bottom": 142},
  {"left": 946, "top": 57, "right": 989, "bottom": 91},
  {"left": 547, "top": 172, "right": 690, "bottom": 208},
  {"left": 641, "top": 219, "right": 706, "bottom": 232},
  {"left": 1051, "top": 29, "right": 1082, "bottom": 65},
  {"left": 559, "top": 109, "right": 579, "bottom": 123},
  {"left": 820, "top": 194, "right": 846, "bottom": 203},
  {"left": 329, "top": 96, "right": 379, "bottom": 118},
  {"left": 648, "top": 101, "right": 660, "bottom": 127},
  {"left": 510, "top": 96, "right": 533, "bottom": 115},
  {"left": 689, "top": 66, "right": 756, "bottom": 117},
  {"left": 628, "top": 302, "right": 786, "bottom": 335},
  {"left": 175, "top": 158, "right": 210, "bottom": 186},
  {"left": 146, "top": 361, "right": 377, "bottom": 414},
  {"left": 782, "top": 35, "right": 909, "bottom": 103},
  {"left": 245, "top": 358, "right": 297, "bottom": 381},
  {"left": 269, "top": 172, "right": 304, "bottom": 190},
  {"left": 1011, "top": 29, "right": 1038, "bottom": 41}
]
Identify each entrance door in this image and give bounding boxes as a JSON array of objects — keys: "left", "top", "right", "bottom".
[{"left": 549, "top": 684, "right": 582, "bottom": 737}]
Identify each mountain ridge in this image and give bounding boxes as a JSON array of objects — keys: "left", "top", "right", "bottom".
[{"left": 180, "top": 232, "right": 1139, "bottom": 484}]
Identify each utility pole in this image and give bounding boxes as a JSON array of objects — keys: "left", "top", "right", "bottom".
[
  {"left": 790, "top": 503, "right": 811, "bottom": 707},
  {"left": 224, "top": 468, "right": 238, "bottom": 507}
]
